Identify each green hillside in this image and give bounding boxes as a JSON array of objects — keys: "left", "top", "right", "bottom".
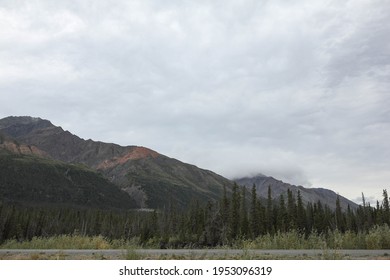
[
  {"left": 0, "top": 153, "right": 136, "bottom": 209},
  {"left": 118, "top": 156, "right": 231, "bottom": 209},
  {"left": 0, "top": 116, "right": 234, "bottom": 210}
]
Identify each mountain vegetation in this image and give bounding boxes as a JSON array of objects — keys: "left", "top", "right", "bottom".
[
  {"left": 0, "top": 152, "right": 137, "bottom": 209},
  {"left": 1, "top": 116, "right": 387, "bottom": 250},
  {"left": 0, "top": 116, "right": 233, "bottom": 209},
  {"left": 0, "top": 184, "right": 389, "bottom": 249}
]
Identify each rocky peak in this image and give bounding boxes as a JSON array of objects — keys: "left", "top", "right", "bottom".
[
  {"left": 0, "top": 116, "right": 54, "bottom": 138},
  {"left": 0, "top": 116, "right": 161, "bottom": 169}
]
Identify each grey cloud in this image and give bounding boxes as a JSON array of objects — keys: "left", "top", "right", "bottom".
[{"left": 1, "top": 0, "right": 389, "bottom": 201}]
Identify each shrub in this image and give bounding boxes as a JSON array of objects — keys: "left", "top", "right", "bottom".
[{"left": 365, "top": 225, "right": 390, "bottom": 249}]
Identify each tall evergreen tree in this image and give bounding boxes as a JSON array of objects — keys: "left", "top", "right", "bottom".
[
  {"left": 249, "top": 184, "right": 259, "bottom": 238},
  {"left": 382, "top": 189, "right": 390, "bottom": 225},
  {"left": 266, "top": 185, "right": 274, "bottom": 234},
  {"left": 296, "top": 190, "right": 306, "bottom": 233},
  {"left": 287, "top": 189, "right": 297, "bottom": 230},
  {"left": 374, "top": 201, "right": 382, "bottom": 225},
  {"left": 346, "top": 204, "right": 357, "bottom": 232},
  {"left": 305, "top": 202, "right": 314, "bottom": 234},
  {"left": 313, "top": 200, "right": 325, "bottom": 233},
  {"left": 335, "top": 195, "right": 345, "bottom": 232},
  {"left": 240, "top": 186, "right": 249, "bottom": 238},
  {"left": 277, "top": 194, "right": 287, "bottom": 232},
  {"left": 230, "top": 183, "right": 241, "bottom": 239},
  {"left": 220, "top": 186, "right": 231, "bottom": 242}
]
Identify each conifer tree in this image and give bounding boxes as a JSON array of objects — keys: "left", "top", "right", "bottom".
[
  {"left": 305, "top": 202, "right": 314, "bottom": 234},
  {"left": 256, "top": 197, "right": 266, "bottom": 235},
  {"left": 230, "top": 182, "right": 241, "bottom": 239},
  {"left": 220, "top": 186, "right": 231, "bottom": 242},
  {"left": 313, "top": 200, "right": 325, "bottom": 233},
  {"left": 335, "top": 195, "right": 345, "bottom": 231},
  {"left": 296, "top": 190, "right": 306, "bottom": 232},
  {"left": 203, "top": 201, "right": 222, "bottom": 247},
  {"left": 346, "top": 204, "right": 357, "bottom": 232},
  {"left": 287, "top": 189, "right": 297, "bottom": 230},
  {"left": 249, "top": 184, "right": 259, "bottom": 238},
  {"left": 277, "top": 194, "right": 287, "bottom": 232},
  {"left": 382, "top": 189, "right": 390, "bottom": 225},
  {"left": 375, "top": 201, "right": 383, "bottom": 225},
  {"left": 266, "top": 185, "right": 274, "bottom": 234},
  {"left": 240, "top": 186, "right": 249, "bottom": 238}
]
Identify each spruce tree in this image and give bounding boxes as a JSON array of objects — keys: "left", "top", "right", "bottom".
[
  {"left": 256, "top": 197, "right": 266, "bottom": 235},
  {"left": 287, "top": 189, "right": 297, "bottom": 230},
  {"left": 346, "top": 204, "right": 357, "bottom": 232},
  {"left": 277, "top": 194, "right": 287, "bottom": 232},
  {"left": 250, "top": 184, "right": 259, "bottom": 238},
  {"left": 335, "top": 195, "right": 345, "bottom": 231},
  {"left": 240, "top": 186, "right": 249, "bottom": 238},
  {"left": 230, "top": 182, "right": 241, "bottom": 239},
  {"left": 305, "top": 202, "right": 314, "bottom": 234},
  {"left": 382, "top": 189, "right": 390, "bottom": 225},
  {"left": 220, "top": 186, "right": 231, "bottom": 243},
  {"left": 296, "top": 190, "right": 306, "bottom": 233},
  {"left": 313, "top": 200, "right": 325, "bottom": 233},
  {"left": 266, "top": 185, "right": 273, "bottom": 234}
]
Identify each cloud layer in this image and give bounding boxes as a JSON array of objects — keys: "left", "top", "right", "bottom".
[{"left": 1, "top": 0, "right": 390, "bottom": 202}]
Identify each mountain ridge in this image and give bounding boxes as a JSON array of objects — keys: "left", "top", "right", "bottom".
[
  {"left": 0, "top": 116, "right": 358, "bottom": 210},
  {"left": 0, "top": 116, "right": 233, "bottom": 209},
  {"left": 235, "top": 174, "right": 357, "bottom": 210}
]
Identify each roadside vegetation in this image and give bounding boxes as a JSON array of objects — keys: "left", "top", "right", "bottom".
[
  {"left": 1, "top": 185, "right": 389, "bottom": 250},
  {"left": 1, "top": 225, "right": 389, "bottom": 250}
]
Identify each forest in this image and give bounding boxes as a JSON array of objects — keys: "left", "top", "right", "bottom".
[{"left": 0, "top": 184, "right": 389, "bottom": 249}]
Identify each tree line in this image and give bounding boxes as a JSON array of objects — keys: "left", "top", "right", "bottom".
[{"left": 0, "top": 184, "right": 389, "bottom": 248}]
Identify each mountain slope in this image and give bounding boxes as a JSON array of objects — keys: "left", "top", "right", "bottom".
[
  {"left": 1, "top": 116, "right": 358, "bottom": 211},
  {"left": 103, "top": 155, "right": 231, "bottom": 208},
  {"left": 0, "top": 137, "right": 137, "bottom": 209},
  {"left": 0, "top": 116, "right": 233, "bottom": 209},
  {"left": 235, "top": 174, "right": 357, "bottom": 210},
  {"left": 0, "top": 131, "right": 48, "bottom": 157},
  {"left": 0, "top": 116, "right": 136, "bottom": 166}
]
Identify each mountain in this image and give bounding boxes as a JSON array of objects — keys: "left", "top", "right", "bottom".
[
  {"left": 0, "top": 116, "right": 358, "bottom": 211},
  {"left": 0, "top": 116, "right": 233, "bottom": 209},
  {"left": 0, "top": 133, "right": 137, "bottom": 209},
  {"left": 235, "top": 174, "right": 357, "bottom": 210}
]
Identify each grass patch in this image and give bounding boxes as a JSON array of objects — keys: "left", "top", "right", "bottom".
[
  {"left": 240, "top": 225, "right": 390, "bottom": 250},
  {"left": 0, "top": 235, "right": 111, "bottom": 249}
]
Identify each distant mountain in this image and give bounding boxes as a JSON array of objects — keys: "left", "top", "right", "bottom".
[
  {"left": 235, "top": 174, "right": 358, "bottom": 210},
  {"left": 0, "top": 116, "right": 233, "bottom": 209}
]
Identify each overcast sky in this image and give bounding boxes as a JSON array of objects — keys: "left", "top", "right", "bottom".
[{"left": 1, "top": 0, "right": 389, "bottom": 203}]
